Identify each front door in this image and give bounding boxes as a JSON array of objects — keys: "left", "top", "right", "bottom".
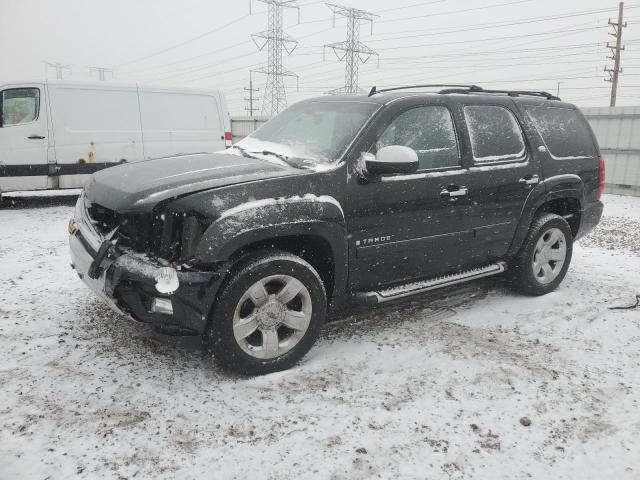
[
  {"left": 0, "top": 85, "right": 48, "bottom": 191},
  {"left": 346, "top": 100, "right": 475, "bottom": 290}
]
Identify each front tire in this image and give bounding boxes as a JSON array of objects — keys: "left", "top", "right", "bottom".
[
  {"left": 509, "top": 213, "right": 573, "bottom": 296},
  {"left": 207, "top": 250, "right": 327, "bottom": 375}
]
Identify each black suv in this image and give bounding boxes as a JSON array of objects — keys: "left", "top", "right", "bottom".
[{"left": 69, "top": 85, "right": 604, "bottom": 375}]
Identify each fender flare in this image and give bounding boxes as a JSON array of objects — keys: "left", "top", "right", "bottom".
[
  {"left": 195, "top": 195, "right": 348, "bottom": 294},
  {"left": 506, "top": 174, "right": 585, "bottom": 257}
]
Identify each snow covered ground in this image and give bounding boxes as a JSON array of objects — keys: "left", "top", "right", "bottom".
[{"left": 1, "top": 193, "right": 639, "bottom": 480}]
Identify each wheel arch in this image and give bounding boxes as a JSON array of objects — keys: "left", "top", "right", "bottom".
[
  {"left": 507, "top": 174, "right": 585, "bottom": 257},
  {"left": 195, "top": 196, "right": 348, "bottom": 301}
]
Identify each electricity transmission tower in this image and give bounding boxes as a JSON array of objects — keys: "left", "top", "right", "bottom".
[
  {"left": 90, "top": 67, "right": 114, "bottom": 81},
  {"left": 45, "top": 62, "right": 71, "bottom": 79},
  {"left": 250, "top": 0, "right": 300, "bottom": 116},
  {"left": 244, "top": 71, "right": 260, "bottom": 117},
  {"left": 324, "top": 3, "right": 379, "bottom": 94},
  {"left": 605, "top": 1, "right": 626, "bottom": 106}
]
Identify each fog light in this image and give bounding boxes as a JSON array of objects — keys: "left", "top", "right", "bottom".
[
  {"left": 68, "top": 218, "right": 78, "bottom": 235},
  {"left": 154, "top": 266, "right": 179, "bottom": 294},
  {"left": 150, "top": 297, "right": 173, "bottom": 315}
]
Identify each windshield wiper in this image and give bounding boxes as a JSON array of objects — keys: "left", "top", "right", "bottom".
[
  {"left": 249, "top": 149, "right": 307, "bottom": 169},
  {"left": 257, "top": 150, "right": 289, "bottom": 163},
  {"left": 229, "top": 145, "right": 258, "bottom": 159}
]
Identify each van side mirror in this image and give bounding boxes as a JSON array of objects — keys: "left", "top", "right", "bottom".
[{"left": 365, "top": 146, "right": 419, "bottom": 175}]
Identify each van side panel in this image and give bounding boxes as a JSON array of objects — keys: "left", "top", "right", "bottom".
[
  {"left": 48, "top": 83, "right": 144, "bottom": 188},
  {"left": 138, "top": 88, "right": 225, "bottom": 160}
]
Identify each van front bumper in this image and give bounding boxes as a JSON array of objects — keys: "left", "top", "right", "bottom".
[{"left": 68, "top": 195, "right": 224, "bottom": 336}]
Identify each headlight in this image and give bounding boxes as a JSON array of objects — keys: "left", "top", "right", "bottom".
[{"left": 154, "top": 267, "right": 179, "bottom": 294}]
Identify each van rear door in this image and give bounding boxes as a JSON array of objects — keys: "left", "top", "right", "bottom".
[{"left": 0, "top": 84, "right": 49, "bottom": 192}]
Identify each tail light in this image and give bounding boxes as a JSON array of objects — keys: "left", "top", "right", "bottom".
[
  {"left": 224, "top": 131, "right": 233, "bottom": 149},
  {"left": 597, "top": 154, "right": 605, "bottom": 201}
]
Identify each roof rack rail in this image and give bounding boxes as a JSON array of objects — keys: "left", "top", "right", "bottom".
[
  {"left": 368, "top": 84, "right": 482, "bottom": 97},
  {"left": 367, "top": 84, "right": 561, "bottom": 101},
  {"left": 438, "top": 87, "right": 560, "bottom": 100}
]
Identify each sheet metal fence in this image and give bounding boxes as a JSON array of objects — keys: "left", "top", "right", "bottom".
[{"left": 583, "top": 106, "right": 640, "bottom": 197}]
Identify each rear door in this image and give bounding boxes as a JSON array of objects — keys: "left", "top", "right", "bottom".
[
  {"left": 347, "top": 98, "right": 477, "bottom": 290},
  {"left": 519, "top": 104, "right": 599, "bottom": 202},
  {"left": 0, "top": 84, "right": 48, "bottom": 191},
  {"left": 455, "top": 100, "right": 542, "bottom": 262}
]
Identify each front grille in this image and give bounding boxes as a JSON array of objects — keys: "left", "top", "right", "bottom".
[
  {"left": 87, "top": 203, "right": 119, "bottom": 234},
  {"left": 86, "top": 202, "right": 156, "bottom": 254}
]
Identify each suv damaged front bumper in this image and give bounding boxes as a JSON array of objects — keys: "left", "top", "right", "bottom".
[{"left": 68, "top": 195, "right": 224, "bottom": 336}]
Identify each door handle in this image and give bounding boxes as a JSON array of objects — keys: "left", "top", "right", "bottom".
[
  {"left": 440, "top": 186, "right": 468, "bottom": 199},
  {"left": 27, "top": 135, "right": 45, "bottom": 139},
  {"left": 519, "top": 174, "right": 540, "bottom": 185}
]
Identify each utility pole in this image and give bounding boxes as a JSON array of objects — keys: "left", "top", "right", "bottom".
[
  {"left": 244, "top": 71, "right": 260, "bottom": 117},
  {"left": 556, "top": 81, "right": 561, "bottom": 97},
  {"left": 89, "top": 67, "right": 114, "bottom": 81},
  {"left": 250, "top": 0, "right": 299, "bottom": 116},
  {"left": 605, "top": 2, "right": 626, "bottom": 107},
  {"left": 324, "top": 3, "right": 379, "bottom": 94},
  {"left": 45, "top": 62, "right": 71, "bottom": 79}
]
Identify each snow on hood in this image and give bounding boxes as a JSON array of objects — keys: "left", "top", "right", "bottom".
[{"left": 84, "top": 152, "right": 302, "bottom": 213}]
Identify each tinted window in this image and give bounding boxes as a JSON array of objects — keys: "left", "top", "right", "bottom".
[
  {"left": 524, "top": 106, "right": 595, "bottom": 159},
  {"left": 464, "top": 105, "right": 525, "bottom": 162},
  {"left": 1, "top": 88, "right": 39, "bottom": 126},
  {"left": 377, "top": 105, "right": 460, "bottom": 170}
]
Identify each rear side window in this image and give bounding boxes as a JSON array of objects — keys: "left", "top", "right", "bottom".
[
  {"left": 464, "top": 105, "right": 526, "bottom": 163},
  {"left": 1, "top": 88, "right": 40, "bottom": 127},
  {"left": 377, "top": 105, "right": 460, "bottom": 170},
  {"left": 524, "top": 106, "right": 595, "bottom": 159}
]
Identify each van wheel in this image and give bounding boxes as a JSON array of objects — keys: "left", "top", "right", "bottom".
[
  {"left": 207, "top": 250, "right": 326, "bottom": 375},
  {"left": 509, "top": 213, "right": 573, "bottom": 296}
]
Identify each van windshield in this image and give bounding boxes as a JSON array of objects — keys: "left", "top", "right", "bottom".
[{"left": 236, "top": 101, "right": 379, "bottom": 168}]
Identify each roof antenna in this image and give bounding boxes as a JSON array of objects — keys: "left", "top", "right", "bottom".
[{"left": 368, "top": 86, "right": 377, "bottom": 97}]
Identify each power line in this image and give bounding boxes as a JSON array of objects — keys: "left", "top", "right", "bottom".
[
  {"left": 114, "top": 13, "right": 256, "bottom": 68},
  {"left": 324, "top": 3, "right": 379, "bottom": 94},
  {"left": 377, "top": 0, "right": 534, "bottom": 24},
  {"left": 251, "top": 0, "right": 300, "bottom": 115},
  {"left": 124, "top": 5, "right": 626, "bottom": 82},
  {"left": 45, "top": 62, "right": 71, "bottom": 80},
  {"left": 244, "top": 71, "right": 260, "bottom": 116},
  {"left": 605, "top": 1, "right": 627, "bottom": 106},
  {"left": 89, "top": 67, "right": 114, "bottom": 81}
]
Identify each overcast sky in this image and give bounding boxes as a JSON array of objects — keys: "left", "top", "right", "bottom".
[{"left": 1, "top": 0, "right": 638, "bottom": 114}]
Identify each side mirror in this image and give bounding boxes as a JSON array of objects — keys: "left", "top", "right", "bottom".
[{"left": 365, "top": 145, "right": 419, "bottom": 175}]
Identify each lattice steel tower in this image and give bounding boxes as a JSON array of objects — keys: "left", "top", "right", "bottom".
[
  {"left": 324, "top": 3, "right": 379, "bottom": 94},
  {"left": 251, "top": 0, "right": 299, "bottom": 116}
]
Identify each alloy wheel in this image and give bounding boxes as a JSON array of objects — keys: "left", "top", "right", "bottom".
[{"left": 232, "top": 274, "right": 312, "bottom": 360}]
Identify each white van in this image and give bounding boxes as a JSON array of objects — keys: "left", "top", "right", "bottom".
[{"left": 0, "top": 80, "right": 231, "bottom": 195}]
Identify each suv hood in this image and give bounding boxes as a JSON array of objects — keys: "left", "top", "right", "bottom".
[{"left": 84, "top": 152, "right": 301, "bottom": 212}]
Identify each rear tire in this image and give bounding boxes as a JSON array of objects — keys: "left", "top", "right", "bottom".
[
  {"left": 207, "top": 249, "right": 326, "bottom": 375},
  {"left": 509, "top": 213, "right": 573, "bottom": 296}
]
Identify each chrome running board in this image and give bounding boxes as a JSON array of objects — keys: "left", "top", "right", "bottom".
[{"left": 355, "top": 262, "right": 507, "bottom": 305}]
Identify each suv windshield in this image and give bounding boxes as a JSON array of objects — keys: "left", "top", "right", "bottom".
[{"left": 236, "top": 100, "right": 379, "bottom": 167}]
